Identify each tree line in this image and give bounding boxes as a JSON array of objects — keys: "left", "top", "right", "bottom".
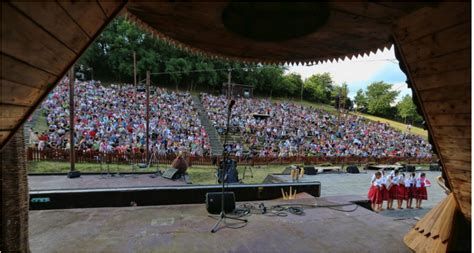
[{"left": 78, "top": 16, "right": 423, "bottom": 127}]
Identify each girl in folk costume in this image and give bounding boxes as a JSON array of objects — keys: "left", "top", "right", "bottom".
[
  {"left": 405, "top": 172, "right": 416, "bottom": 209},
  {"left": 380, "top": 170, "right": 390, "bottom": 210},
  {"left": 396, "top": 173, "right": 406, "bottom": 209},
  {"left": 386, "top": 170, "right": 399, "bottom": 210},
  {"left": 367, "top": 171, "right": 383, "bottom": 212},
  {"left": 415, "top": 172, "right": 431, "bottom": 208},
  {"left": 367, "top": 173, "right": 377, "bottom": 210}
]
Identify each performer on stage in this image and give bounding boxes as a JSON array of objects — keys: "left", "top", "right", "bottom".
[
  {"left": 415, "top": 172, "right": 431, "bottom": 209},
  {"left": 396, "top": 173, "right": 406, "bottom": 209},
  {"left": 386, "top": 170, "right": 399, "bottom": 210},
  {"left": 405, "top": 172, "right": 415, "bottom": 209},
  {"left": 380, "top": 170, "right": 390, "bottom": 210},
  {"left": 368, "top": 171, "right": 383, "bottom": 212}
]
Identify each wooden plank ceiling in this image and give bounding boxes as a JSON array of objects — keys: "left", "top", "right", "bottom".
[
  {"left": 393, "top": 2, "right": 471, "bottom": 220},
  {"left": 0, "top": 1, "right": 126, "bottom": 147},
  {"left": 125, "top": 2, "right": 434, "bottom": 64}
]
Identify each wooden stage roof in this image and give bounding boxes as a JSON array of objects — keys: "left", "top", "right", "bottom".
[{"left": 0, "top": 2, "right": 471, "bottom": 251}]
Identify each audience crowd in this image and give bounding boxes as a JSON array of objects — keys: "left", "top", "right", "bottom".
[
  {"left": 201, "top": 94, "right": 432, "bottom": 158},
  {"left": 35, "top": 79, "right": 210, "bottom": 156},
  {"left": 29, "top": 80, "right": 432, "bottom": 159}
]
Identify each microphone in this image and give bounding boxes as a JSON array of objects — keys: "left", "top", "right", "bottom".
[{"left": 228, "top": 99, "right": 235, "bottom": 110}]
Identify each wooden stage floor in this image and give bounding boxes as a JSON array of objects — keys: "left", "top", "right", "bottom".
[{"left": 29, "top": 194, "right": 414, "bottom": 253}]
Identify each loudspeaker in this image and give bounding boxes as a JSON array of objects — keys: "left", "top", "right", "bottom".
[
  {"left": 429, "top": 164, "right": 441, "bottom": 171},
  {"left": 304, "top": 166, "right": 317, "bottom": 175},
  {"left": 346, "top": 165, "right": 360, "bottom": 174},
  {"left": 217, "top": 159, "right": 239, "bottom": 183},
  {"left": 404, "top": 165, "right": 416, "bottom": 172},
  {"left": 205, "top": 192, "right": 236, "bottom": 214},
  {"left": 162, "top": 168, "right": 181, "bottom": 180},
  {"left": 67, "top": 170, "right": 81, "bottom": 178}
]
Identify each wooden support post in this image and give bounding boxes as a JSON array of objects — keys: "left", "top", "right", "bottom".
[
  {"left": 227, "top": 69, "right": 231, "bottom": 99},
  {"left": 146, "top": 70, "right": 150, "bottom": 162},
  {"left": 1, "top": 128, "right": 30, "bottom": 252},
  {"left": 133, "top": 51, "right": 137, "bottom": 86},
  {"left": 300, "top": 81, "right": 304, "bottom": 102},
  {"left": 69, "top": 67, "right": 75, "bottom": 172}
]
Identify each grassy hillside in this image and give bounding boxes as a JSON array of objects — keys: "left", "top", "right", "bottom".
[
  {"left": 272, "top": 97, "right": 428, "bottom": 139},
  {"left": 351, "top": 112, "right": 428, "bottom": 139}
]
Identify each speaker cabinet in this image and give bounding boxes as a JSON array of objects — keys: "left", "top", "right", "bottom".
[
  {"left": 162, "top": 168, "right": 180, "bottom": 180},
  {"left": 67, "top": 171, "right": 81, "bottom": 178},
  {"left": 205, "top": 192, "right": 236, "bottom": 214},
  {"left": 304, "top": 166, "right": 317, "bottom": 175}
]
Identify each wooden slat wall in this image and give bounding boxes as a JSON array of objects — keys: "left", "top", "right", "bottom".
[
  {"left": 393, "top": 2, "right": 471, "bottom": 220},
  {"left": 0, "top": 1, "right": 125, "bottom": 149}
]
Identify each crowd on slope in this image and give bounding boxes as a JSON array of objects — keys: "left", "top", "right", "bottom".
[
  {"left": 31, "top": 79, "right": 210, "bottom": 156},
  {"left": 201, "top": 94, "right": 433, "bottom": 158}
]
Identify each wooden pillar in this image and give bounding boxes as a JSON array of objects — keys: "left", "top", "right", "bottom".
[
  {"left": 146, "top": 70, "right": 150, "bottom": 162},
  {"left": 227, "top": 69, "right": 231, "bottom": 99},
  {"left": 69, "top": 67, "right": 75, "bottom": 172},
  {"left": 133, "top": 51, "right": 137, "bottom": 86},
  {"left": 1, "top": 128, "right": 30, "bottom": 252}
]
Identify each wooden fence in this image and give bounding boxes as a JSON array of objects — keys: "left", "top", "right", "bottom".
[{"left": 26, "top": 148, "right": 436, "bottom": 166}]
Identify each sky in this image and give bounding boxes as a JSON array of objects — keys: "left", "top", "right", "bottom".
[{"left": 285, "top": 45, "right": 412, "bottom": 102}]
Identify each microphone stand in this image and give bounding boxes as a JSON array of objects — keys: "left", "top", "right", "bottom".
[{"left": 211, "top": 99, "right": 247, "bottom": 233}]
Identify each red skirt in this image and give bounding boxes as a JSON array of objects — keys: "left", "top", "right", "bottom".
[
  {"left": 374, "top": 186, "right": 383, "bottom": 204},
  {"left": 368, "top": 185, "right": 376, "bottom": 202},
  {"left": 416, "top": 187, "right": 428, "bottom": 200},
  {"left": 397, "top": 185, "right": 406, "bottom": 200},
  {"left": 388, "top": 185, "right": 398, "bottom": 199},
  {"left": 405, "top": 186, "right": 414, "bottom": 199},
  {"left": 381, "top": 185, "right": 389, "bottom": 201}
]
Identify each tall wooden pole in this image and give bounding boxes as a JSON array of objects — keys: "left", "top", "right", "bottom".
[
  {"left": 69, "top": 67, "right": 75, "bottom": 172},
  {"left": 146, "top": 70, "right": 150, "bottom": 162},
  {"left": 227, "top": 69, "right": 231, "bottom": 99},
  {"left": 133, "top": 51, "right": 137, "bottom": 86},
  {"left": 300, "top": 81, "right": 304, "bottom": 102}
]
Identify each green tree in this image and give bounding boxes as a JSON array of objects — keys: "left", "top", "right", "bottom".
[
  {"left": 354, "top": 89, "right": 368, "bottom": 112},
  {"left": 303, "top": 73, "right": 334, "bottom": 104},
  {"left": 280, "top": 73, "right": 303, "bottom": 98},
  {"left": 365, "top": 81, "right": 399, "bottom": 117},
  {"left": 396, "top": 95, "right": 422, "bottom": 124},
  {"left": 165, "top": 58, "right": 192, "bottom": 90},
  {"left": 332, "top": 82, "right": 349, "bottom": 108},
  {"left": 75, "top": 16, "right": 297, "bottom": 98}
]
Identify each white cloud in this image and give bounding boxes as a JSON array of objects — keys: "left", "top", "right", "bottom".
[
  {"left": 285, "top": 45, "right": 398, "bottom": 83},
  {"left": 285, "top": 45, "right": 411, "bottom": 101}
]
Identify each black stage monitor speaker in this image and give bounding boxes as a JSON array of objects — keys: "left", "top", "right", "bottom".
[
  {"left": 304, "top": 166, "right": 317, "bottom": 175},
  {"left": 67, "top": 171, "right": 81, "bottom": 178},
  {"left": 404, "top": 165, "right": 416, "bottom": 172},
  {"left": 429, "top": 164, "right": 441, "bottom": 171},
  {"left": 162, "top": 168, "right": 180, "bottom": 180},
  {"left": 206, "top": 192, "right": 236, "bottom": 214},
  {"left": 346, "top": 165, "right": 360, "bottom": 174}
]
